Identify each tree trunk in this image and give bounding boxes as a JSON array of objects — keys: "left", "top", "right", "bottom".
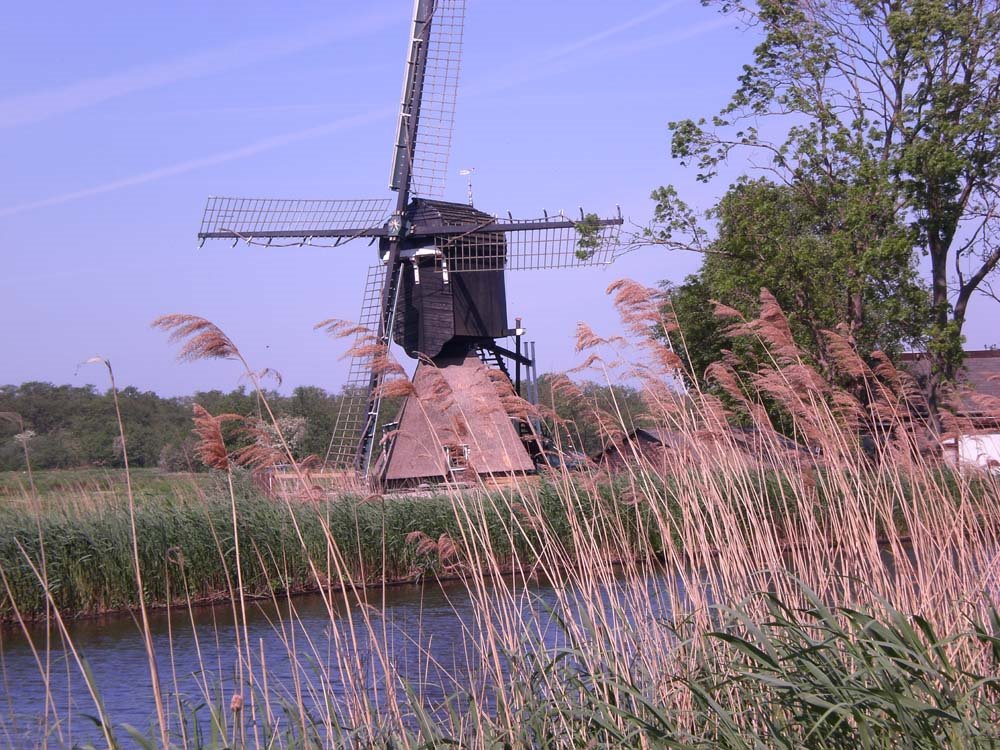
[{"left": 926, "top": 238, "right": 951, "bottom": 435}]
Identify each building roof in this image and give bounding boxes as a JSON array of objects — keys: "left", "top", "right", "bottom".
[
  {"left": 410, "top": 198, "right": 495, "bottom": 227},
  {"left": 382, "top": 350, "right": 535, "bottom": 484},
  {"left": 596, "top": 425, "right": 814, "bottom": 467},
  {"left": 959, "top": 351, "right": 1000, "bottom": 401},
  {"left": 899, "top": 350, "right": 1000, "bottom": 418}
]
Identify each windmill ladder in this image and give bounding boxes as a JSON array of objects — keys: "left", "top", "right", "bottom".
[{"left": 326, "top": 263, "right": 392, "bottom": 471}]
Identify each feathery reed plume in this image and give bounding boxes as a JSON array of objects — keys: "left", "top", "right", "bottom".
[
  {"left": 695, "top": 391, "right": 733, "bottom": 426},
  {"left": 314, "top": 318, "right": 374, "bottom": 340},
  {"left": 317, "top": 316, "right": 409, "bottom": 386},
  {"left": 575, "top": 322, "right": 606, "bottom": 352},
  {"left": 487, "top": 369, "right": 538, "bottom": 419},
  {"left": 654, "top": 289, "right": 684, "bottom": 341},
  {"left": 344, "top": 343, "right": 385, "bottom": 362},
  {"left": 548, "top": 373, "right": 584, "bottom": 404},
  {"left": 606, "top": 279, "right": 662, "bottom": 334},
  {"left": 862, "top": 350, "right": 907, "bottom": 418},
  {"left": 568, "top": 353, "right": 606, "bottom": 373},
  {"left": 418, "top": 357, "right": 456, "bottom": 410},
  {"left": 373, "top": 378, "right": 417, "bottom": 399},
  {"left": 346, "top": 341, "right": 407, "bottom": 381},
  {"left": 370, "top": 352, "right": 407, "bottom": 379},
  {"left": 755, "top": 289, "right": 800, "bottom": 364},
  {"left": 705, "top": 361, "right": 749, "bottom": 408},
  {"left": 191, "top": 404, "right": 244, "bottom": 471},
  {"left": 720, "top": 290, "right": 801, "bottom": 366},
  {"left": 966, "top": 390, "right": 1000, "bottom": 419},
  {"left": 151, "top": 314, "right": 239, "bottom": 362},
  {"left": 711, "top": 299, "right": 744, "bottom": 320},
  {"left": 938, "top": 401, "right": 967, "bottom": 441},
  {"left": 645, "top": 341, "right": 685, "bottom": 373},
  {"left": 870, "top": 350, "right": 901, "bottom": 386},
  {"left": 778, "top": 362, "right": 829, "bottom": 397},
  {"left": 821, "top": 326, "right": 869, "bottom": 380},
  {"left": 231, "top": 417, "right": 284, "bottom": 476},
  {"left": 484, "top": 369, "right": 509, "bottom": 385},
  {"left": 255, "top": 368, "right": 284, "bottom": 387},
  {"left": 405, "top": 531, "right": 460, "bottom": 571},
  {"left": 896, "top": 368, "right": 929, "bottom": 411},
  {"left": 640, "top": 377, "right": 686, "bottom": 418},
  {"left": 750, "top": 365, "right": 828, "bottom": 444},
  {"left": 405, "top": 530, "right": 438, "bottom": 557},
  {"left": 435, "top": 533, "right": 459, "bottom": 568},
  {"left": 829, "top": 388, "right": 864, "bottom": 429}
]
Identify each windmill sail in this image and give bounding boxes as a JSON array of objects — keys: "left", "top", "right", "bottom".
[
  {"left": 430, "top": 212, "right": 624, "bottom": 272},
  {"left": 389, "top": 0, "right": 465, "bottom": 199},
  {"left": 198, "top": 197, "right": 392, "bottom": 242}
]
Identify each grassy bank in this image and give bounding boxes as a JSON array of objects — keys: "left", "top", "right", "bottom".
[
  {"left": 0, "top": 471, "right": 652, "bottom": 620},
  {"left": 4, "top": 465, "right": 991, "bottom": 622},
  {"left": 0, "top": 478, "right": 500, "bottom": 620},
  {"left": 0, "top": 467, "right": 216, "bottom": 503}
]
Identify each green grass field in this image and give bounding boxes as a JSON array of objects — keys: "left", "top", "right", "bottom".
[{"left": 0, "top": 467, "right": 215, "bottom": 504}]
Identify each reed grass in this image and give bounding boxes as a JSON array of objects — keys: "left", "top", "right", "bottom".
[
  {"left": 3, "top": 466, "right": 984, "bottom": 623},
  {"left": 3, "top": 283, "right": 1000, "bottom": 748},
  {"left": 0, "top": 481, "right": 577, "bottom": 620}
]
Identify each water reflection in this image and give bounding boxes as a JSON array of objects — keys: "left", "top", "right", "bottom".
[{"left": 0, "top": 565, "right": 679, "bottom": 748}]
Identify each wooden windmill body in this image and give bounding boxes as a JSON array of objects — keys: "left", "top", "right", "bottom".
[{"left": 197, "top": 0, "right": 623, "bottom": 487}]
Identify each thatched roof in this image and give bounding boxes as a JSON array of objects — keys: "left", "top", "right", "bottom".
[
  {"left": 382, "top": 350, "right": 535, "bottom": 484},
  {"left": 899, "top": 350, "right": 1000, "bottom": 425}
]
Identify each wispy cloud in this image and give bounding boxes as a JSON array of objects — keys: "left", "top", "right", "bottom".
[
  {"left": 598, "top": 17, "right": 734, "bottom": 60},
  {"left": 0, "top": 11, "right": 399, "bottom": 129},
  {"left": 470, "top": 5, "right": 731, "bottom": 97},
  {"left": 0, "top": 6, "right": 729, "bottom": 218},
  {"left": 539, "top": 0, "right": 686, "bottom": 63},
  {"left": 0, "top": 108, "right": 395, "bottom": 218}
]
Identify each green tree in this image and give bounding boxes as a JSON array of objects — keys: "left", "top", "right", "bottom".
[
  {"left": 536, "top": 375, "right": 648, "bottom": 456},
  {"left": 662, "top": 178, "right": 927, "bottom": 383},
  {"left": 660, "top": 0, "right": 1000, "bottom": 428},
  {"left": 288, "top": 385, "right": 340, "bottom": 459}
]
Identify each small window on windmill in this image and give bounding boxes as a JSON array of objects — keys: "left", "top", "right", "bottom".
[{"left": 444, "top": 444, "right": 470, "bottom": 472}]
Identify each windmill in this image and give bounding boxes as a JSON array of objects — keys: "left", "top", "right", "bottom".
[{"left": 197, "top": 0, "right": 624, "bottom": 486}]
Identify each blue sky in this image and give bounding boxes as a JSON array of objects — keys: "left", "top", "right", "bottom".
[{"left": 1, "top": 1, "right": 994, "bottom": 396}]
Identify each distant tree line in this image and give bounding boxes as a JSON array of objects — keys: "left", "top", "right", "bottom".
[
  {"left": 0, "top": 383, "right": 362, "bottom": 472},
  {"left": 0, "top": 377, "right": 647, "bottom": 472}
]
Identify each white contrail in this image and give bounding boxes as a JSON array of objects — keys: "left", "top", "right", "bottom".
[
  {"left": 1, "top": 6, "right": 729, "bottom": 218},
  {"left": 0, "top": 108, "right": 394, "bottom": 218},
  {"left": 597, "top": 17, "right": 733, "bottom": 60},
  {"left": 0, "top": 11, "right": 399, "bottom": 129},
  {"left": 539, "top": 0, "right": 685, "bottom": 63},
  {"left": 469, "top": 12, "right": 732, "bottom": 98}
]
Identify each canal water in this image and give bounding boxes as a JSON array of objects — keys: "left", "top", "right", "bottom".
[{"left": 0, "top": 568, "right": 678, "bottom": 748}]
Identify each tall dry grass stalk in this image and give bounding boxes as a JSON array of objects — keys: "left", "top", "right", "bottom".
[
  {"left": 81, "top": 356, "right": 170, "bottom": 750},
  {"left": 5, "top": 290, "right": 1000, "bottom": 747},
  {"left": 155, "top": 313, "right": 416, "bottom": 733},
  {"left": 0, "top": 412, "right": 34, "bottom": 497}
]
